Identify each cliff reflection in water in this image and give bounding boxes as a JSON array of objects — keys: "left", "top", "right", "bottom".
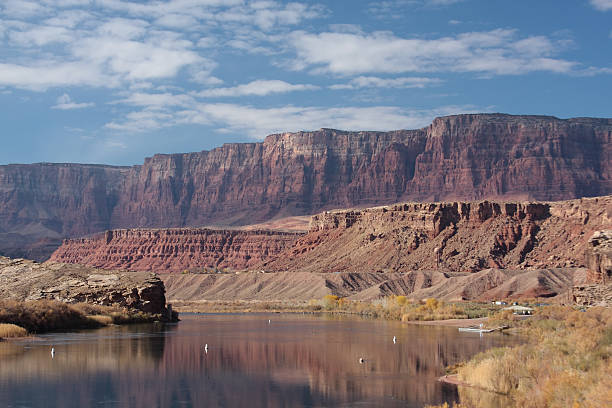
[{"left": 0, "top": 314, "right": 516, "bottom": 407}]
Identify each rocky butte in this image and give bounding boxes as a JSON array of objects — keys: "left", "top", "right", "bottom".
[{"left": 1, "top": 113, "right": 611, "bottom": 260}]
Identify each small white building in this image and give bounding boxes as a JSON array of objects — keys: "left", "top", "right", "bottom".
[{"left": 503, "top": 305, "right": 534, "bottom": 315}]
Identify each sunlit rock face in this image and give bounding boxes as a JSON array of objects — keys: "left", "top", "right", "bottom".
[
  {"left": 0, "top": 257, "right": 168, "bottom": 314},
  {"left": 49, "top": 228, "right": 303, "bottom": 273},
  {"left": 1, "top": 113, "right": 611, "bottom": 260}
]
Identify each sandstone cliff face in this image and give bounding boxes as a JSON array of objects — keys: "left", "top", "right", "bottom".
[
  {"left": 585, "top": 230, "right": 612, "bottom": 283},
  {"left": 2, "top": 114, "right": 611, "bottom": 260},
  {"left": 50, "top": 196, "right": 612, "bottom": 277},
  {"left": 0, "top": 257, "right": 168, "bottom": 314},
  {"left": 261, "top": 196, "right": 612, "bottom": 274},
  {"left": 49, "top": 228, "right": 303, "bottom": 272}
]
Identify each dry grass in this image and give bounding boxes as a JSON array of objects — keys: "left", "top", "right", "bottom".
[
  {"left": 0, "top": 299, "right": 160, "bottom": 334},
  {"left": 0, "top": 323, "right": 28, "bottom": 338},
  {"left": 429, "top": 306, "right": 612, "bottom": 408},
  {"left": 87, "top": 315, "right": 113, "bottom": 325},
  {"left": 171, "top": 297, "right": 496, "bottom": 321},
  {"left": 313, "top": 295, "right": 496, "bottom": 321}
]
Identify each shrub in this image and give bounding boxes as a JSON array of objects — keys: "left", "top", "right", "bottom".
[{"left": 0, "top": 323, "right": 28, "bottom": 338}]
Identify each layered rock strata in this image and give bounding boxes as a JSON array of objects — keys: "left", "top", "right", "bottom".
[
  {"left": 0, "top": 257, "right": 169, "bottom": 314},
  {"left": 2, "top": 114, "right": 611, "bottom": 260},
  {"left": 49, "top": 228, "right": 303, "bottom": 272},
  {"left": 51, "top": 196, "right": 612, "bottom": 278},
  {"left": 262, "top": 196, "right": 612, "bottom": 274}
]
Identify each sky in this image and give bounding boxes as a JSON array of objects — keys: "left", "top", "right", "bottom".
[{"left": 0, "top": 0, "right": 611, "bottom": 165}]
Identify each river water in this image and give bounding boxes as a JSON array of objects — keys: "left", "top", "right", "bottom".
[{"left": 0, "top": 313, "right": 516, "bottom": 407}]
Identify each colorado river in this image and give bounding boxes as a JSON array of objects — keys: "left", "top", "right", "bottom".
[{"left": 0, "top": 313, "right": 516, "bottom": 407}]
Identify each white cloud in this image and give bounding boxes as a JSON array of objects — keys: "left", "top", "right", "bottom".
[
  {"left": 106, "top": 98, "right": 478, "bottom": 136},
  {"left": 196, "top": 80, "right": 318, "bottom": 97},
  {"left": 178, "top": 103, "right": 479, "bottom": 138},
  {"left": 2, "top": 0, "right": 50, "bottom": 18},
  {"left": 590, "top": 0, "right": 612, "bottom": 11},
  {"left": 112, "top": 92, "right": 195, "bottom": 108},
  {"left": 330, "top": 76, "right": 441, "bottom": 90},
  {"left": 0, "top": 1, "right": 324, "bottom": 92},
  {"left": 72, "top": 35, "right": 203, "bottom": 81},
  {"left": 0, "top": 61, "right": 112, "bottom": 90},
  {"left": 9, "top": 25, "right": 72, "bottom": 46},
  {"left": 52, "top": 93, "right": 95, "bottom": 109},
  {"left": 96, "top": 18, "right": 149, "bottom": 39},
  {"left": 289, "top": 29, "right": 578, "bottom": 76}
]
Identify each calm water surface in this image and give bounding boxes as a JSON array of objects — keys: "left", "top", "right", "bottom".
[{"left": 0, "top": 313, "right": 516, "bottom": 407}]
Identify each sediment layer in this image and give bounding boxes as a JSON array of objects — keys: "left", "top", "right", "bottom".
[{"left": 49, "top": 228, "right": 303, "bottom": 273}]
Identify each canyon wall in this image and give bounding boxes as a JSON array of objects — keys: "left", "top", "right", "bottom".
[
  {"left": 49, "top": 228, "right": 303, "bottom": 273},
  {"left": 2, "top": 114, "right": 612, "bottom": 260}
]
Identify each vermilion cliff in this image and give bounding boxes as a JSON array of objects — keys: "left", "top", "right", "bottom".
[
  {"left": 49, "top": 228, "right": 303, "bottom": 273},
  {"left": 51, "top": 196, "right": 611, "bottom": 274},
  {"left": 261, "top": 196, "right": 612, "bottom": 274},
  {"left": 2, "top": 114, "right": 611, "bottom": 259}
]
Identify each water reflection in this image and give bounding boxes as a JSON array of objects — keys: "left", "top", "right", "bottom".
[{"left": 0, "top": 314, "right": 516, "bottom": 407}]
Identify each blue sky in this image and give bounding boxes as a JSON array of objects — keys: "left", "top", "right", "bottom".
[{"left": 0, "top": 0, "right": 611, "bottom": 165}]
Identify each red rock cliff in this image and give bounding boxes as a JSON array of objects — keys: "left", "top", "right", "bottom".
[
  {"left": 262, "top": 196, "right": 612, "bottom": 274},
  {"left": 49, "top": 228, "right": 303, "bottom": 272},
  {"left": 2, "top": 114, "right": 611, "bottom": 260}
]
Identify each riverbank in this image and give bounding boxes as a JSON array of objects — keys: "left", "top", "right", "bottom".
[
  {"left": 427, "top": 306, "right": 612, "bottom": 408},
  {"left": 0, "top": 299, "right": 173, "bottom": 340},
  {"left": 171, "top": 296, "right": 501, "bottom": 323}
]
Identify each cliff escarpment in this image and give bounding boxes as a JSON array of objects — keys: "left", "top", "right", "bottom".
[
  {"left": 49, "top": 228, "right": 303, "bottom": 273},
  {"left": 2, "top": 114, "right": 611, "bottom": 260},
  {"left": 261, "top": 196, "right": 612, "bottom": 274}
]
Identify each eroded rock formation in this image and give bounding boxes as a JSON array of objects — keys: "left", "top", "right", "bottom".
[
  {"left": 2, "top": 114, "right": 611, "bottom": 260},
  {"left": 262, "top": 196, "right": 612, "bottom": 274},
  {"left": 585, "top": 230, "right": 612, "bottom": 283},
  {"left": 0, "top": 257, "right": 169, "bottom": 314},
  {"left": 49, "top": 228, "right": 303, "bottom": 272}
]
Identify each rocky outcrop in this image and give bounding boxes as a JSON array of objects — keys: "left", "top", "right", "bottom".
[
  {"left": 1, "top": 114, "right": 611, "bottom": 260},
  {"left": 49, "top": 228, "right": 303, "bottom": 272},
  {"left": 573, "top": 284, "right": 612, "bottom": 307},
  {"left": 262, "top": 196, "right": 612, "bottom": 274},
  {"left": 585, "top": 230, "right": 612, "bottom": 283},
  {"left": 0, "top": 257, "right": 169, "bottom": 314}
]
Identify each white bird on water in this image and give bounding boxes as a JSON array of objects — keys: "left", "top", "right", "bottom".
[
  {"left": 393, "top": 336, "right": 396, "bottom": 344},
  {"left": 359, "top": 357, "right": 365, "bottom": 364},
  {"left": 268, "top": 319, "right": 271, "bottom": 324},
  {"left": 51, "top": 347, "right": 55, "bottom": 359},
  {"left": 204, "top": 344, "right": 208, "bottom": 352}
]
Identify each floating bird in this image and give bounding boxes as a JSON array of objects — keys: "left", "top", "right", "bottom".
[
  {"left": 204, "top": 344, "right": 208, "bottom": 351},
  {"left": 393, "top": 336, "right": 396, "bottom": 344},
  {"left": 359, "top": 357, "right": 365, "bottom": 364},
  {"left": 268, "top": 319, "right": 271, "bottom": 324},
  {"left": 51, "top": 347, "right": 55, "bottom": 359}
]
